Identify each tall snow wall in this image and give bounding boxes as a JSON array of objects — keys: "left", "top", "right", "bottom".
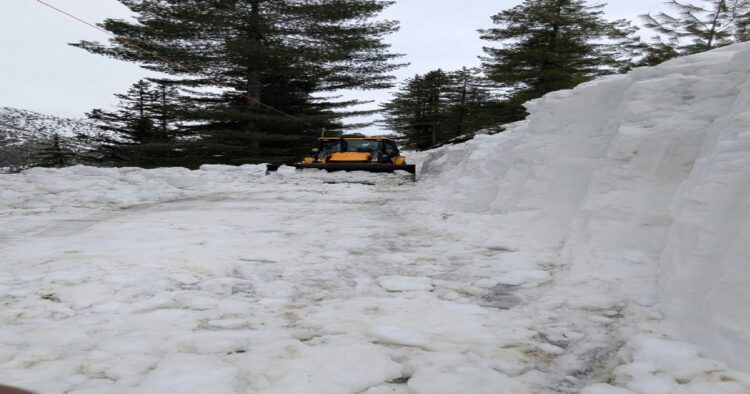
[{"left": 419, "top": 42, "right": 750, "bottom": 370}]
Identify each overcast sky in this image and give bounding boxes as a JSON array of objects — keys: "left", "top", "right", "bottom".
[{"left": 1, "top": 0, "right": 668, "bottom": 125}]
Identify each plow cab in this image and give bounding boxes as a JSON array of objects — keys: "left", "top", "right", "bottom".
[{"left": 298, "top": 136, "right": 416, "bottom": 175}]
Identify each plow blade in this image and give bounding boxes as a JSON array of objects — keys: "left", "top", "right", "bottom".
[
  {"left": 266, "top": 163, "right": 416, "bottom": 178},
  {"left": 294, "top": 163, "right": 416, "bottom": 174}
]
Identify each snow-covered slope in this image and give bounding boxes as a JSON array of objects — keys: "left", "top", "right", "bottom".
[
  {"left": 0, "top": 106, "right": 97, "bottom": 146},
  {"left": 0, "top": 107, "right": 99, "bottom": 173},
  {"left": 420, "top": 42, "right": 750, "bottom": 373}
]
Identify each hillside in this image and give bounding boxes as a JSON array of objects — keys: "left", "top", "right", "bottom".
[
  {"left": 0, "top": 107, "right": 98, "bottom": 172},
  {"left": 0, "top": 107, "right": 97, "bottom": 145}
]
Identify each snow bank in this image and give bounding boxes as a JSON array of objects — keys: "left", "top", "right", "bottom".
[{"left": 419, "top": 42, "right": 750, "bottom": 372}]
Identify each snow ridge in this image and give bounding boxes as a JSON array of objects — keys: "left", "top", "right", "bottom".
[{"left": 420, "top": 42, "right": 750, "bottom": 382}]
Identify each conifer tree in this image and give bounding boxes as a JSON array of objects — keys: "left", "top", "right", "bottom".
[
  {"left": 480, "top": 0, "right": 638, "bottom": 100},
  {"left": 641, "top": 0, "right": 750, "bottom": 55},
  {"left": 382, "top": 68, "right": 518, "bottom": 150},
  {"left": 445, "top": 68, "right": 524, "bottom": 137},
  {"left": 738, "top": 6, "right": 750, "bottom": 40},
  {"left": 73, "top": 0, "right": 403, "bottom": 165},
  {"left": 33, "top": 134, "right": 76, "bottom": 168},
  {"left": 382, "top": 71, "right": 448, "bottom": 149},
  {"left": 88, "top": 80, "right": 182, "bottom": 167},
  {"left": 635, "top": 37, "right": 682, "bottom": 66}
]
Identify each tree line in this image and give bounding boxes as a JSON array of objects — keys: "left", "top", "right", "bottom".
[
  {"left": 30, "top": 0, "right": 750, "bottom": 168},
  {"left": 68, "top": 0, "right": 404, "bottom": 168},
  {"left": 384, "top": 0, "right": 750, "bottom": 149}
]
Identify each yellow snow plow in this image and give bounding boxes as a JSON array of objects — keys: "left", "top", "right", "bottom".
[{"left": 269, "top": 136, "right": 416, "bottom": 176}]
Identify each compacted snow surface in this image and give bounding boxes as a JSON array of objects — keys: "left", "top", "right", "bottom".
[{"left": 3, "top": 44, "right": 750, "bottom": 393}]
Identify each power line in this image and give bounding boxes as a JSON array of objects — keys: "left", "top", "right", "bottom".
[{"left": 34, "top": 0, "right": 316, "bottom": 128}]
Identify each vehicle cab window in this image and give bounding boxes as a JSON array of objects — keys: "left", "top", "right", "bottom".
[{"left": 385, "top": 141, "right": 399, "bottom": 157}]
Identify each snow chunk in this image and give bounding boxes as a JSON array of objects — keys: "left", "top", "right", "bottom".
[
  {"left": 629, "top": 335, "right": 701, "bottom": 363},
  {"left": 367, "top": 326, "right": 431, "bottom": 348},
  {"left": 567, "top": 295, "right": 622, "bottom": 311},
  {"left": 494, "top": 270, "right": 551, "bottom": 286},
  {"left": 235, "top": 338, "right": 403, "bottom": 394},
  {"left": 135, "top": 354, "right": 237, "bottom": 394},
  {"left": 408, "top": 365, "right": 527, "bottom": 394},
  {"left": 477, "top": 270, "right": 552, "bottom": 288},
  {"left": 377, "top": 276, "right": 433, "bottom": 292},
  {"left": 276, "top": 165, "right": 298, "bottom": 174},
  {"left": 580, "top": 384, "right": 636, "bottom": 394},
  {"left": 626, "top": 335, "right": 728, "bottom": 380}
]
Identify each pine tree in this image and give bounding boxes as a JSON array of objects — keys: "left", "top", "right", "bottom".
[
  {"left": 738, "top": 4, "right": 750, "bottom": 40},
  {"left": 88, "top": 80, "right": 182, "bottom": 167},
  {"left": 382, "top": 70, "right": 453, "bottom": 150},
  {"left": 480, "top": 0, "right": 638, "bottom": 100},
  {"left": 445, "top": 68, "right": 524, "bottom": 138},
  {"left": 641, "top": 0, "right": 750, "bottom": 55},
  {"left": 382, "top": 68, "right": 519, "bottom": 150},
  {"left": 34, "top": 134, "right": 76, "bottom": 168},
  {"left": 633, "top": 37, "right": 682, "bottom": 66},
  {"left": 73, "top": 0, "right": 403, "bottom": 165}
]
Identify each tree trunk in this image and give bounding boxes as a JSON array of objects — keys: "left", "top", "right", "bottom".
[
  {"left": 137, "top": 84, "right": 147, "bottom": 143},
  {"left": 706, "top": 0, "right": 727, "bottom": 49},
  {"left": 538, "top": 0, "right": 564, "bottom": 96},
  {"left": 431, "top": 83, "right": 441, "bottom": 147},
  {"left": 456, "top": 68, "right": 469, "bottom": 137},
  {"left": 432, "top": 121, "right": 439, "bottom": 147},
  {"left": 138, "top": 85, "right": 146, "bottom": 121},
  {"left": 160, "top": 85, "right": 168, "bottom": 136},
  {"left": 247, "top": 0, "right": 263, "bottom": 110}
]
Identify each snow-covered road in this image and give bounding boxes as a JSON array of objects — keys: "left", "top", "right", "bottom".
[
  {"left": 0, "top": 168, "right": 544, "bottom": 393},
  {"left": 1, "top": 166, "right": 747, "bottom": 394}
]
